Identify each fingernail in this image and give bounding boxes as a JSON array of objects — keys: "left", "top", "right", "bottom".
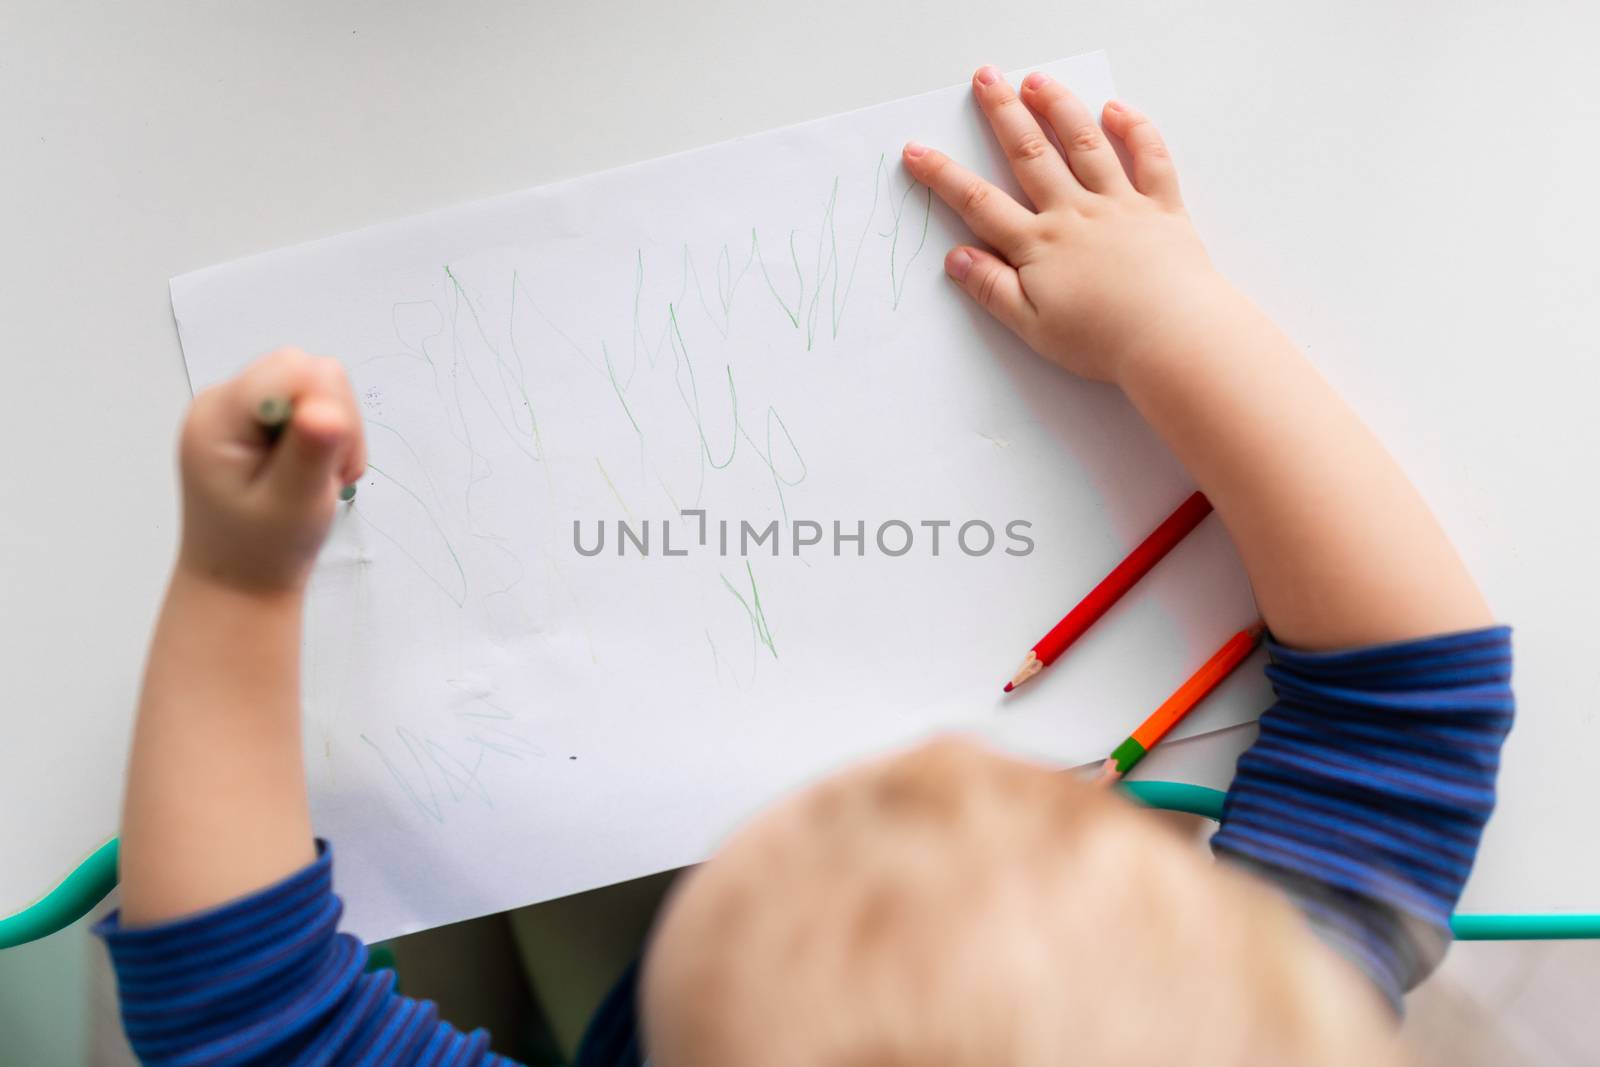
[
  {"left": 974, "top": 66, "right": 999, "bottom": 87},
  {"left": 904, "top": 140, "right": 928, "bottom": 159},
  {"left": 946, "top": 249, "right": 974, "bottom": 282},
  {"left": 1105, "top": 99, "right": 1125, "bottom": 112},
  {"left": 1022, "top": 72, "right": 1049, "bottom": 91}
]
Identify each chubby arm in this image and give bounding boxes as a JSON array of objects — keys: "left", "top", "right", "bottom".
[
  {"left": 902, "top": 66, "right": 1492, "bottom": 649},
  {"left": 1115, "top": 282, "right": 1493, "bottom": 648},
  {"left": 119, "top": 349, "right": 365, "bottom": 926},
  {"left": 904, "top": 66, "right": 1511, "bottom": 1009},
  {"left": 120, "top": 572, "right": 314, "bottom": 924},
  {"left": 108, "top": 351, "right": 521, "bottom": 1065}
]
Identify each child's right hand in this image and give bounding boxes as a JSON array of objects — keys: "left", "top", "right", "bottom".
[
  {"left": 176, "top": 348, "right": 366, "bottom": 595},
  {"left": 902, "top": 66, "right": 1235, "bottom": 385}
]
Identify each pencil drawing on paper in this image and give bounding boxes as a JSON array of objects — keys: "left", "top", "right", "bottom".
[{"left": 329, "top": 154, "right": 934, "bottom": 822}]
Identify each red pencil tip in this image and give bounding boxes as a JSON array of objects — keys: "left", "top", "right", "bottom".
[{"left": 1002, "top": 682, "right": 1014, "bottom": 693}]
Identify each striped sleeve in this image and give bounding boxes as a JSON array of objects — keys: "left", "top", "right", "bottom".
[
  {"left": 1211, "top": 625, "right": 1514, "bottom": 1010},
  {"left": 94, "top": 842, "right": 524, "bottom": 1066}
]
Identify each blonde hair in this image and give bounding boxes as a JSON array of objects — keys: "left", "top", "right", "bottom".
[{"left": 642, "top": 738, "right": 1407, "bottom": 1066}]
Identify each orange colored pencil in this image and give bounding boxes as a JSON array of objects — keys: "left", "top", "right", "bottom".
[{"left": 1099, "top": 621, "right": 1266, "bottom": 782}]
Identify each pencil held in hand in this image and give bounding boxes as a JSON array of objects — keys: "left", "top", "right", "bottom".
[
  {"left": 256, "top": 395, "right": 357, "bottom": 501},
  {"left": 1099, "top": 621, "right": 1266, "bottom": 783},
  {"left": 257, "top": 395, "right": 293, "bottom": 433},
  {"left": 1004, "top": 491, "right": 1214, "bottom": 692}
]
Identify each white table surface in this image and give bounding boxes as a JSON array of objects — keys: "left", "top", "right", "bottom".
[{"left": 3, "top": 0, "right": 1596, "bottom": 917}]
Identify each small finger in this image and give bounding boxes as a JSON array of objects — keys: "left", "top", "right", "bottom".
[
  {"left": 224, "top": 347, "right": 320, "bottom": 446},
  {"left": 1020, "top": 75, "right": 1126, "bottom": 195},
  {"left": 971, "top": 65, "right": 1072, "bottom": 210},
  {"left": 265, "top": 393, "right": 354, "bottom": 505},
  {"left": 945, "top": 246, "right": 1032, "bottom": 337},
  {"left": 312, "top": 357, "right": 367, "bottom": 485},
  {"left": 1102, "top": 100, "right": 1182, "bottom": 205},
  {"left": 902, "top": 142, "right": 1036, "bottom": 260}
]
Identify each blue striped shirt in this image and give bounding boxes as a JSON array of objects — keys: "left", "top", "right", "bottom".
[
  {"left": 1212, "top": 625, "right": 1515, "bottom": 1008},
  {"left": 97, "top": 845, "right": 519, "bottom": 1066},
  {"left": 98, "top": 625, "right": 1513, "bottom": 1061}
]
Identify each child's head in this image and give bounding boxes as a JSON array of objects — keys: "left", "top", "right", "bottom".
[{"left": 642, "top": 738, "right": 1406, "bottom": 1066}]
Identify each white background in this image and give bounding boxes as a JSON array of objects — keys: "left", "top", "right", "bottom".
[{"left": 2, "top": 0, "right": 1596, "bottom": 918}]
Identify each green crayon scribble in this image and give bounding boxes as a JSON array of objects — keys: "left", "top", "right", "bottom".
[
  {"left": 602, "top": 341, "right": 642, "bottom": 440},
  {"left": 595, "top": 457, "right": 634, "bottom": 521},
  {"left": 754, "top": 228, "right": 802, "bottom": 328},
  {"left": 722, "top": 560, "right": 778, "bottom": 659},
  {"left": 362, "top": 461, "right": 468, "bottom": 607},
  {"left": 706, "top": 628, "right": 724, "bottom": 684},
  {"left": 889, "top": 180, "right": 933, "bottom": 309},
  {"left": 834, "top": 154, "right": 886, "bottom": 338},
  {"left": 669, "top": 305, "right": 738, "bottom": 471},
  {"left": 804, "top": 178, "right": 840, "bottom": 351}
]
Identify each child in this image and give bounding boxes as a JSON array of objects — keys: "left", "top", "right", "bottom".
[{"left": 99, "top": 66, "right": 1511, "bottom": 1065}]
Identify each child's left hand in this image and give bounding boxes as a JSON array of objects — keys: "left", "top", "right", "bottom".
[
  {"left": 901, "top": 67, "right": 1220, "bottom": 385},
  {"left": 176, "top": 348, "right": 366, "bottom": 595}
]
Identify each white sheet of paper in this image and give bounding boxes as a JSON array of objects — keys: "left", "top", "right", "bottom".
[{"left": 172, "top": 51, "right": 1266, "bottom": 941}]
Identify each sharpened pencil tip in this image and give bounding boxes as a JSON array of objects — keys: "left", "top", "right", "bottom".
[{"left": 1002, "top": 682, "right": 1014, "bottom": 693}]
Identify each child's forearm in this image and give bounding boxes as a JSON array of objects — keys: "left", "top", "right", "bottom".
[
  {"left": 106, "top": 564, "right": 516, "bottom": 1067},
  {"left": 1118, "top": 279, "right": 1493, "bottom": 649},
  {"left": 119, "top": 568, "right": 314, "bottom": 925},
  {"left": 118, "top": 350, "right": 362, "bottom": 926}
]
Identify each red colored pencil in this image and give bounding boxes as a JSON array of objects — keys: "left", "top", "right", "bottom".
[{"left": 1003, "top": 490, "right": 1214, "bottom": 692}]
